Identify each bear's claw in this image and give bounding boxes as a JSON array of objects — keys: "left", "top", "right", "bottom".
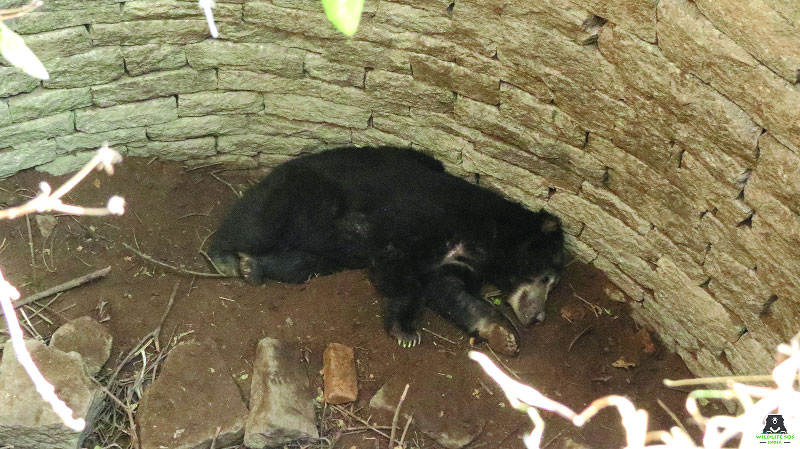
[
  {"left": 391, "top": 330, "right": 422, "bottom": 348},
  {"left": 237, "top": 253, "right": 260, "bottom": 284}
]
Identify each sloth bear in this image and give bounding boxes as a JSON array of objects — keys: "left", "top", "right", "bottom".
[
  {"left": 209, "top": 146, "right": 565, "bottom": 355},
  {"left": 763, "top": 415, "right": 789, "bottom": 434}
]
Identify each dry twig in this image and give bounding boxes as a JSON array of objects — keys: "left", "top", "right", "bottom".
[
  {"left": 0, "top": 0, "right": 42, "bottom": 21},
  {"left": 0, "top": 266, "right": 111, "bottom": 317},
  {"left": 390, "top": 384, "right": 410, "bottom": 448},
  {"left": 567, "top": 326, "right": 592, "bottom": 352},
  {"left": 421, "top": 327, "right": 457, "bottom": 345},
  {"left": 122, "top": 242, "right": 223, "bottom": 278}
]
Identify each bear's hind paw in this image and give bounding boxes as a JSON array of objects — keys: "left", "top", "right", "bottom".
[
  {"left": 238, "top": 252, "right": 264, "bottom": 284},
  {"left": 477, "top": 319, "right": 520, "bottom": 356}
]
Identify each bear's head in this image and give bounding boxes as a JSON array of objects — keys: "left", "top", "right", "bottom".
[{"left": 505, "top": 213, "right": 566, "bottom": 326}]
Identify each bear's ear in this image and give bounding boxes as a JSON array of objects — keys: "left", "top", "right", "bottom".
[{"left": 541, "top": 216, "right": 561, "bottom": 234}]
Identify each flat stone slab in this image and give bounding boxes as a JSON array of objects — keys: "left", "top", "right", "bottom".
[
  {"left": 244, "top": 337, "right": 319, "bottom": 448},
  {"left": 370, "top": 374, "right": 485, "bottom": 449},
  {"left": 137, "top": 340, "right": 248, "bottom": 449},
  {"left": 0, "top": 339, "right": 104, "bottom": 449},
  {"left": 49, "top": 316, "right": 112, "bottom": 376}
]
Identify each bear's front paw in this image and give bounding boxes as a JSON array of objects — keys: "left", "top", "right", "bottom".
[
  {"left": 388, "top": 324, "right": 422, "bottom": 348},
  {"left": 477, "top": 319, "right": 520, "bottom": 356}
]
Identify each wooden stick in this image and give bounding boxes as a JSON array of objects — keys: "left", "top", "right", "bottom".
[
  {"left": 153, "top": 282, "right": 180, "bottom": 352},
  {"left": 656, "top": 398, "right": 689, "bottom": 436},
  {"left": 389, "top": 384, "right": 410, "bottom": 448},
  {"left": 122, "top": 243, "right": 223, "bottom": 278},
  {"left": 422, "top": 327, "right": 457, "bottom": 345},
  {"left": 663, "top": 374, "right": 776, "bottom": 387},
  {"left": 25, "top": 215, "right": 35, "bottom": 282},
  {"left": 0, "top": 266, "right": 111, "bottom": 317},
  {"left": 568, "top": 326, "right": 592, "bottom": 352},
  {"left": 331, "top": 405, "right": 392, "bottom": 440},
  {"left": 399, "top": 414, "right": 413, "bottom": 448}
]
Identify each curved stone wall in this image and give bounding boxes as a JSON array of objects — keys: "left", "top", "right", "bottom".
[{"left": 0, "top": 0, "right": 798, "bottom": 376}]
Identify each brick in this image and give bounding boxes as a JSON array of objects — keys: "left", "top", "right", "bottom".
[
  {"left": 263, "top": 94, "right": 370, "bottom": 129},
  {"left": 147, "top": 115, "right": 250, "bottom": 141},
  {"left": 178, "top": 91, "right": 263, "bottom": 116},
  {"left": 127, "top": 137, "right": 216, "bottom": 161},
  {"left": 217, "top": 134, "right": 320, "bottom": 156},
  {"left": 55, "top": 127, "right": 147, "bottom": 152},
  {"left": 0, "top": 112, "right": 73, "bottom": 147},
  {"left": 91, "top": 68, "right": 217, "bottom": 107},
  {"left": 0, "top": 139, "right": 59, "bottom": 178},
  {"left": 0, "top": 67, "right": 40, "bottom": 97},
  {"left": 365, "top": 70, "right": 455, "bottom": 114},
  {"left": 303, "top": 53, "right": 364, "bottom": 88},
  {"left": 92, "top": 20, "right": 209, "bottom": 45},
  {"left": 8, "top": 5, "right": 122, "bottom": 35},
  {"left": 185, "top": 40, "right": 305, "bottom": 77},
  {"left": 9, "top": 87, "right": 92, "bottom": 122},
  {"left": 23, "top": 26, "right": 92, "bottom": 60},
  {"left": 409, "top": 54, "right": 500, "bottom": 105},
  {"left": 121, "top": 1, "right": 241, "bottom": 21},
  {"left": 76, "top": 97, "right": 177, "bottom": 133},
  {"left": 323, "top": 343, "right": 358, "bottom": 405},
  {"left": 122, "top": 45, "right": 187, "bottom": 76},
  {"left": 43, "top": 47, "right": 124, "bottom": 89}
]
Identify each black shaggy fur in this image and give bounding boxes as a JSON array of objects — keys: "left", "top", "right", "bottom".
[{"left": 209, "top": 147, "right": 566, "bottom": 355}]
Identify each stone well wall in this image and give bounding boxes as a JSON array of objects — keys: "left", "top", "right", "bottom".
[{"left": 0, "top": 0, "right": 798, "bottom": 376}]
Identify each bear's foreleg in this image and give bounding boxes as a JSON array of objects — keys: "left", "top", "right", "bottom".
[
  {"left": 369, "top": 246, "right": 426, "bottom": 347},
  {"left": 423, "top": 272, "right": 520, "bottom": 356}
]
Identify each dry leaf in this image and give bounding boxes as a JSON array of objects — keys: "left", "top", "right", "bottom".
[
  {"left": 612, "top": 357, "right": 636, "bottom": 370},
  {"left": 560, "top": 304, "right": 587, "bottom": 322}
]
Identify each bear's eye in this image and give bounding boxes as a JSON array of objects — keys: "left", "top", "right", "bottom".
[{"left": 540, "top": 276, "right": 551, "bottom": 285}]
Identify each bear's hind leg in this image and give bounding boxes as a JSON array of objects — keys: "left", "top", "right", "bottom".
[
  {"left": 239, "top": 250, "right": 341, "bottom": 284},
  {"left": 424, "top": 273, "right": 520, "bottom": 356}
]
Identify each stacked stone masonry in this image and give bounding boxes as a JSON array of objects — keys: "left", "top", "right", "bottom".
[{"left": 0, "top": 0, "right": 797, "bottom": 376}]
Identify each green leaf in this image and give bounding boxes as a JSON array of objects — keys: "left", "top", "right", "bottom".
[
  {"left": 321, "top": 0, "right": 365, "bottom": 36},
  {"left": 0, "top": 22, "right": 48, "bottom": 80}
]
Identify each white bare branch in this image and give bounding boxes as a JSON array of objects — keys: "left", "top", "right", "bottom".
[
  {"left": 0, "top": 146, "right": 125, "bottom": 432},
  {"left": 470, "top": 331, "right": 800, "bottom": 449}
]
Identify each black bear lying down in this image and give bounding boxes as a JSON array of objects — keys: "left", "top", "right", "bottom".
[{"left": 209, "top": 147, "right": 565, "bottom": 355}]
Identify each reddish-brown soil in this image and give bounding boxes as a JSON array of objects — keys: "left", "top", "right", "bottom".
[{"left": 0, "top": 158, "right": 700, "bottom": 449}]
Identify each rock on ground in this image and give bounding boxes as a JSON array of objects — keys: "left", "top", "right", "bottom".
[
  {"left": 49, "top": 316, "right": 112, "bottom": 376},
  {"left": 0, "top": 339, "right": 104, "bottom": 449},
  {"left": 244, "top": 337, "right": 319, "bottom": 448},
  {"left": 370, "top": 376, "right": 485, "bottom": 449},
  {"left": 35, "top": 215, "right": 57, "bottom": 239},
  {"left": 137, "top": 340, "right": 248, "bottom": 449}
]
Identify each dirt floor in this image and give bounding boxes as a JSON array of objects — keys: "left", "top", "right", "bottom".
[{"left": 0, "top": 158, "right": 703, "bottom": 449}]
